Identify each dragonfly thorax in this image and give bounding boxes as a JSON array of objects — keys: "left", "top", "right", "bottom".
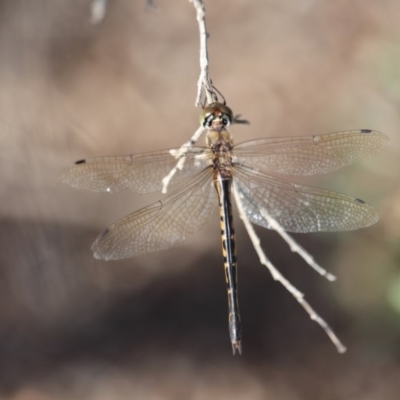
[
  {"left": 207, "top": 131, "right": 234, "bottom": 179},
  {"left": 206, "top": 128, "right": 233, "bottom": 147}
]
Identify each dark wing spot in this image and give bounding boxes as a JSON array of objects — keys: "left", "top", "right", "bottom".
[
  {"left": 355, "top": 198, "right": 366, "bottom": 204},
  {"left": 360, "top": 129, "right": 372, "bottom": 134},
  {"left": 75, "top": 159, "right": 86, "bottom": 165},
  {"left": 100, "top": 228, "right": 110, "bottom": 237}
]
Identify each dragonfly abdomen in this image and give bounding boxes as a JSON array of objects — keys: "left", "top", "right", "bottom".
[{"left": 214, "top": 173, "right": 242, "bottom": 355}]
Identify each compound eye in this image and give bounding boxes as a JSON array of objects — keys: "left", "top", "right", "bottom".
[
  {"left": 203, "top": 114, "right": 214, "bottom": 128},
  {"left": 222, "top": 116, "right": 230, "bottom": 126}
]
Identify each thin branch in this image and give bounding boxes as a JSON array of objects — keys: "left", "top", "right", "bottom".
[
  {"left": 162, "top": 1, "right": 345, "bottom": 354},
  {"left": 90, "top": 0, "right": 109, "bottom": 24},
  {"left": 259, "top": 210, "right": 336, "bottom": 281},
  {"left": 91, "top": 1, "right": 156, "bottom": 24},
  {"left": 162, "top": 0, "right": 215, "bottom": 193},
  {"left": 190, "top": 0, "right": 217, "bottom": 105},
  {"left": 161, "top": 125, "right": 206, "bottom": 193},
  {"left": 233, "top": 186, "right": 347, "bottom": 353}
]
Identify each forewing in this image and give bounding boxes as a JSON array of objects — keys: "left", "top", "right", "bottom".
[
  {"left": 233, "top": 130, "right": 388, "bottom": 175},
  {"left": 60, "top": 147, "right": 211, "bottom": 194},
  {"left": 92, "top": 167, "right": 216, "bottom": 260},
  {"left": 233, "top": 165, "right": 378, "bottom": 233}
]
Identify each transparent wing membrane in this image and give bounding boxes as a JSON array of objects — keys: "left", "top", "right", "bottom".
[
  {"left": 233, "top": 130, "right": 388, "bottom": 176},
  {"left": 60, "top": 148, "right": 211, "bottom": 194},
  {"left": 62, "top": 130, "right": 387, "bottom": 256},
  {"left": 91, "top": 168, "right": 216, "bottom": 260},
  {"left": 233, "top": 165, "right": 378, "bottom": 233}
]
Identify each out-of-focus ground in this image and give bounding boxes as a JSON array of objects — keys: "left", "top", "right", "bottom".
[{"left": 0, "top": 0, "right": 399, "bottom": 399}]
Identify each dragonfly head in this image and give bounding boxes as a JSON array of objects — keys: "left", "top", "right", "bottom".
[{"left": 200, "top": 102, "right": 234, "bottom": 131}]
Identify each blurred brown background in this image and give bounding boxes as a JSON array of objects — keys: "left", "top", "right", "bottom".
[{"left": 0, "top": 0, "right": 399, "bottom": 399}]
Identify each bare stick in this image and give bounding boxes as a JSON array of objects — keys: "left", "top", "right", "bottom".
[
  {"left": 90, "top": 0, "right": 109, "bottom": 24},
  {"left": 161, "top": 125, "right": 205, "bottom": 193},
  {"left": 233, "top": 186, "right": 347, "bottom": 353},
  {"left": 259, "top": 209, "right": 336, "bottom": 281},
  {"left": 190, "top": 0, "right": 216, "bottom": 105},
  {"left": 162, "top": 0, "right": 215, "bottom": 193}
]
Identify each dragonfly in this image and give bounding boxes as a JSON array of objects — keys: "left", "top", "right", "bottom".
[{"left": 61, "top": 102, "right": 388, "bottom": 354}]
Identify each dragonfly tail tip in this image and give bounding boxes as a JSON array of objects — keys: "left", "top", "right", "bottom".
[{"left": 232, "top": 341, "right": 242, "bottom": 355}]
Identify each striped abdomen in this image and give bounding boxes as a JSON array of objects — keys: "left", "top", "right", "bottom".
[{"left": 213, "top": 173, "right": 242, "bottom": 355}]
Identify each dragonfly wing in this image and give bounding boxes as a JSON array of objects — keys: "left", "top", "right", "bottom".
[
  {"left": 233, "top": 165, "right": 378, "bottom": 233},
  {"left": 92, "top": 167, "right": 216, "bottom": 260},
  {"left": 233, "top": 130, "right": 388, "bottom": 175},
  {"left": 60, "top": 147, "right": 211, "bottom": 194}
]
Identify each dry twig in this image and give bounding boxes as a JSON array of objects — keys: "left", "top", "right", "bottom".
[
  {"left": 233, "top": 186, "right": 346, "bottom": 353},
  {"left": 90, "top": 0, "right": 108, "bottom": 24},
  {"left": 163, "top": 0, "right": 346, "bottom": 352},
  {"left": 162, "top": 0, "right": 215, "bottom": 193}
]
